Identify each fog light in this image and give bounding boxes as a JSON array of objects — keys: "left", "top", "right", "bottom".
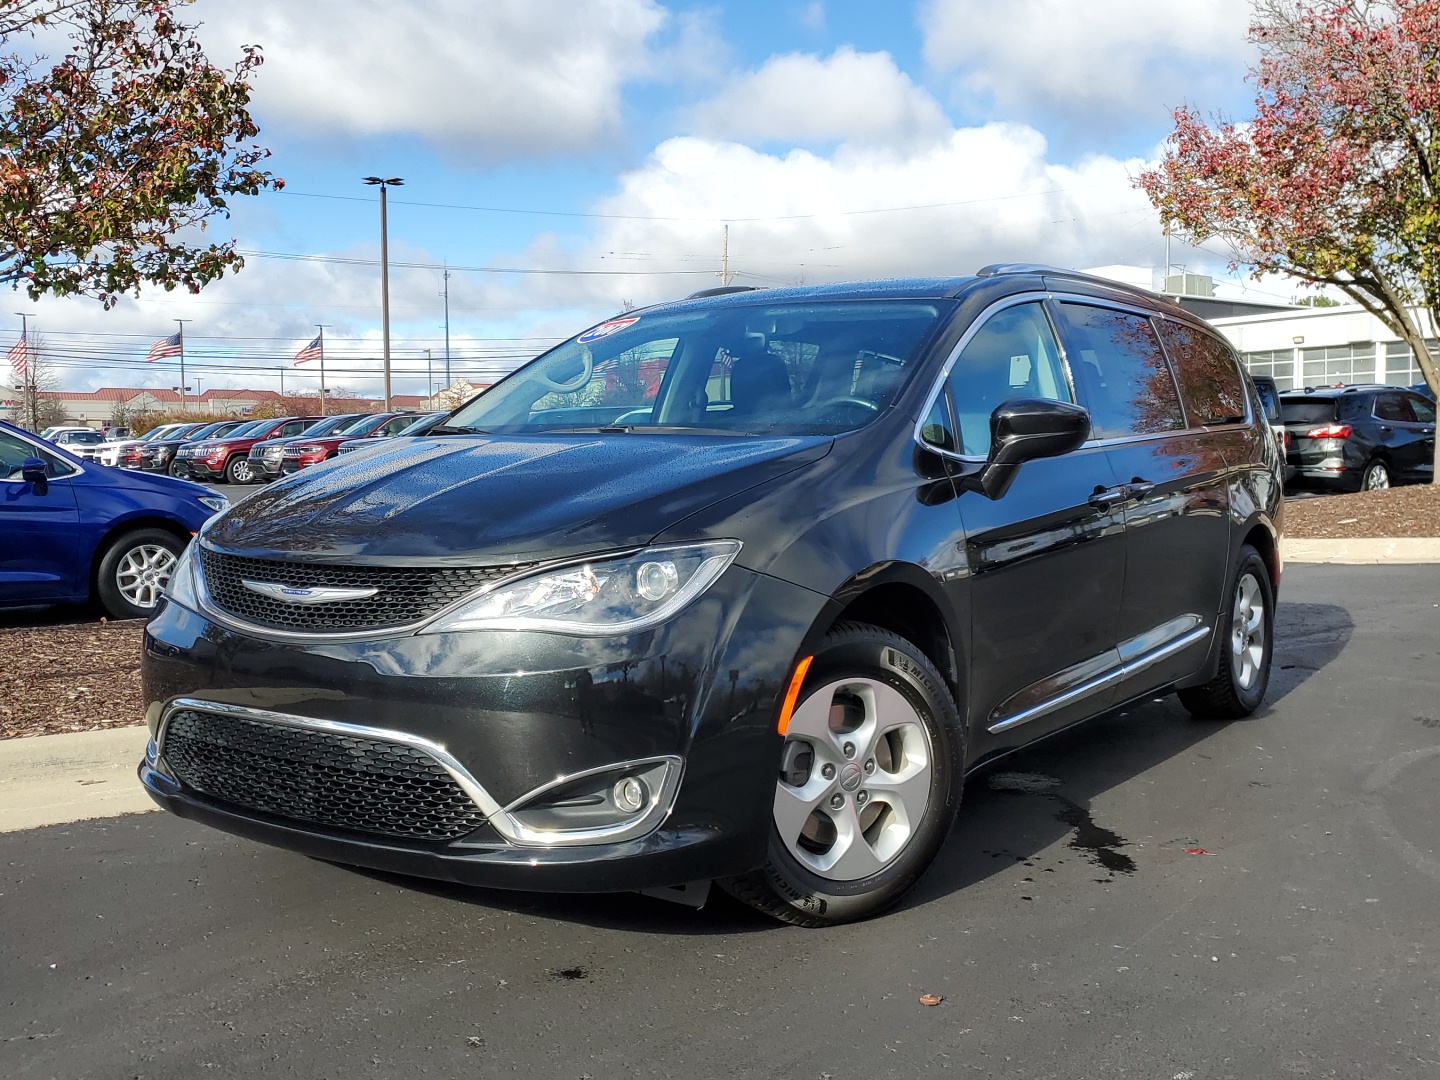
[
  {"left": 635, "top": 560, "right": 678, "bottom": 602},
  {"left": 613, "top": 776, "right": 648, "bottom": 814}
]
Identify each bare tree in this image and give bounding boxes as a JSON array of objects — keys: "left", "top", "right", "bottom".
[{"left": 7, "top": 332, "right": 63, "bottom": 430}]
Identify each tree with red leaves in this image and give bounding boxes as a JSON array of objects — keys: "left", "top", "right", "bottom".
[
  {"left": 1140, "top": 0, "right": 1440, "bottom": 414},
  {"left": 0, "top": 0, "right": 281, "bottom": 307}
]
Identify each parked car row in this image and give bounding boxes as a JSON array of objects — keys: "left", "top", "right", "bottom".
[{"left": 1279, "top": 383, "right": 1435, "bottom": 491}]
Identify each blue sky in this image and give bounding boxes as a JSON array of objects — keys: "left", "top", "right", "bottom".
[{"left": 14, "top": 0, "right": 1272, "bottom": 399}]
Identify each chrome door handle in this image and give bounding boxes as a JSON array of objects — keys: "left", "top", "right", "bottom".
[
  {"left": 1123, "top": 480, "right": 1155, "bottom": 500},
  {"left": 1088, "top": 487, "right": 1128, "bottom": 510}
]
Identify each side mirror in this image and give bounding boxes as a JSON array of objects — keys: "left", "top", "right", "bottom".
[
  {"left": 976, "top": 398, "right": 1090, "bottom": 499},
  {"left": 21, "top": 457, "right": 49, "bottom": 494}
]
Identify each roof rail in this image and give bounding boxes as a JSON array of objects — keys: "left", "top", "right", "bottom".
[
  {"left": 975, "top": 263, "right": 1075, "bottom": 277},
  {"left": 686, "top": 285, "right": 762, "bottom": 300}
]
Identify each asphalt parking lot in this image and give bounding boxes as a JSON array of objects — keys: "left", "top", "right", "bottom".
[{"left": 3, "top": 564, "right": 1437, "bottom": 1079}]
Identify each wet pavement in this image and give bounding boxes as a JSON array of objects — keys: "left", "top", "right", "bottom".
[{"left": 2, "top": 565, "right": 1437, "bottom": 1079}]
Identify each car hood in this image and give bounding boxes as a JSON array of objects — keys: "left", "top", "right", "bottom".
[{"left": 204, "top": 433, "right": 833, "bottom": 562}]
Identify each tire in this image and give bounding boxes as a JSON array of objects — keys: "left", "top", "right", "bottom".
[
  {"left": 95, "top": 528, "right": 186, "bottom": 620},
  {"left": 1361, "top": 458, "right": 1391, "bottom": 491},
  {"left": 168, "top": 459, "right": 188, "bottom": 478},
  {"left": 718, "top": 622, "right": 963, "bottom": 927},
  {"left": 1178, "top": 545, "right": 1274, "bottom": 720},
  {"left": 226, "top": 455, "right": 256, "bottom": 484}
]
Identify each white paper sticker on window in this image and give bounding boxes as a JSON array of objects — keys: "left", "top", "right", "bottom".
[{"left": 1009, "top": 353, "right": 1031, "bottom": 387}]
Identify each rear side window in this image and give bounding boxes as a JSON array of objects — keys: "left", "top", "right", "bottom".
[
  {"left": 1252, "top": 379, "right": 1281, "bottom": 422},
  {"left": 1052, "top": 303, "right": 1185, "bottom": 439},
  {"left": 944, "top": 301, "right": 1072, "bottom": 456},
  {"left": 1374, "top": 393, "right": 1416, "bottom": 422},
  {"left": 1280, "top": 398, "right": 1338, "bottom": 424},
  {"left": 1154, "top": 320, "right": 1248, "bottom": 426}
]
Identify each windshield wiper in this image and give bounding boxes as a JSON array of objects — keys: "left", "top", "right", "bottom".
[{"left": 427, "top": 424, "right": 487, "bottom": 435}]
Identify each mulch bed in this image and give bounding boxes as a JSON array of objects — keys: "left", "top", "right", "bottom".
[
  {"left": 1285, "top": 483, "right": 1440, "bottom": 539},
  {"left": 0, "top": 483, "right": 1434, "bottom": 739},
  {"left": 0, "top": 619, "right": 146, "bottom": 739}
]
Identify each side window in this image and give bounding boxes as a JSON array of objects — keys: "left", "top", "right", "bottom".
[
  {"left": 0, "top": 430, "right": 73, "bottom": 479},
  {"left": 279, "top": 421, "right": 306, "bottom": 437},
  {"left": 1373, "top": 394, "right": 1409, "bottom": 422},
  {"left": 945, "top": 302, "right": 1071, "bottom": 456},
  {"left": 1154, "top": 320, "right": 1248, "bottom": 426},
  {"left": 1054, "top": 303, "right": 1186, "bottom": 440},
  {"left": 1411, "top": 394, "right": 1436, "bottom": 424}
]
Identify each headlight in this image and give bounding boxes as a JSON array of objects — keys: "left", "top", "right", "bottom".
[
  {"left": 197, "top": 495, "right": 228, "bottom": 513},
  {"left": 163, "top": 541, "right": 201, "bottom": 611},
  {"left": 421, "top": 540, "right": 741, "bottom": 636}
]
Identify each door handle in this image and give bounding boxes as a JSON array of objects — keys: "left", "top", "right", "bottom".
[
  {"left": 1088, "top": 486, "right": 1128, "bottom": 510},
  {"left": 1122, "top": 480, "right": 1155, "bottom": 500}
]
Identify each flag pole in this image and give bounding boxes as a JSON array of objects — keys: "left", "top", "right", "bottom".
[
  {"left": 175, "top": 319, "right": 190, "bottom": 413},
  {"left": 316, "top": 324, "right": 328, "bottom": 415}
]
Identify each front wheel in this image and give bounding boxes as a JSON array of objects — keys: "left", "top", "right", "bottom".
[
  {"left": 225, "top": 455, "right": 256, "bottom": 484},
  {"left": 719, "top": 622, "right": 963, "bottom": 926},
  {"left": 95, "top": 528, "right": 185, "bottom": 620},
  {"left": 168, "top": 459, "right": 188, "bottom": 478},
  {"left": 1178, "top": 545, "right": 1274, "bottom": 720}
]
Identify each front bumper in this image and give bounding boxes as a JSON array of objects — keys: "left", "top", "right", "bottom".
[{"left": 139, "top": 565, "right": 827, "bottom": 893}]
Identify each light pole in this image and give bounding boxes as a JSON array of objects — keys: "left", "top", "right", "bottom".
[{"left": 363, "top": 175, "right": 404, "bottom": 411}]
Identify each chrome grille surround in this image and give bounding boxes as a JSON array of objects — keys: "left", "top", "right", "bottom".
[
  {"left": 158, "top": 703, "right": 496, "bottom": 842},
  {"left": 196, "top": 546, "right": 535, "bottom": 636}
]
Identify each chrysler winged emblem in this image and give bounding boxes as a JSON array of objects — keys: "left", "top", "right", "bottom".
[{"left": 240, "top": 580, "right": 379, "bottom": 604}]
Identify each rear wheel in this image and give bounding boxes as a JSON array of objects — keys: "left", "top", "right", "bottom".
[
  {"left": 719, "top": 622, "right": 962, "bottom": 926},
  {"left": 226, "top": 455, "right": 255, "bottom": 484},
  {"left": 1178, "top": 545, "right": 1273, "bottom": 720},
  {"left": 95, "top": 528, "right": 185, "bottom": 620},
  {"left": 1361, "top": 458, "right": 1391, "bottom": 491}
]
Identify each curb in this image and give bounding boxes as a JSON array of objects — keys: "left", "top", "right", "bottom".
[
  {"left": 1282, "top": 537, "right": 1440, "bottom": 564},
  {"left": 0, "top": 725, "right": 155, "bottom": 833}
]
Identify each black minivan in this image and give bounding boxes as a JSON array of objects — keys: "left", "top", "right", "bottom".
[{"left": 140, "top": 266, "right": 1283, "bottom": 925}]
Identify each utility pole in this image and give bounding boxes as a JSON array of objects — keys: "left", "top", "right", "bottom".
[
  {"left": 315, "top": 324, "right": 329, "bottom": 415},
  {"left": 442, "top": 265, "right": 451, "bottom": 390},
  {"left": 175, "top": 319, "right": 190, "bottom": 412},
  {"left": 720, "top": 223, "right": 732, "bottom": 286},
  {"left": 363, "top": 176, "right": 404, "bottom": 411},
  {"left": 426, "top": 348, "right": 433, "bottom": 404}
]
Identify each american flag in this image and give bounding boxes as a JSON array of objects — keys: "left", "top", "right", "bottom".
[
  {"left": 146, "top": 332, "right": 182, "bottom": 362},
  {"left": 6, "top": 337, "right": 25, "bottom": 377},
  {"left": 294, "top": 334, "right": 322, "bottom": 365}
]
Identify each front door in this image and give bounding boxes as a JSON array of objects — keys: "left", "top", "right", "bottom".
[
  {"left": 0, "top": 430, "right": 81, "bottom": 603},
  {"left": 936, "top": 299, "right": 1129, "bottom": 756}
]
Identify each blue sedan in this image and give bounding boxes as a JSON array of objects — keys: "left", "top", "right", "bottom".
[{"left": 1, "top": 419, "right": 228, "bottom": 620}]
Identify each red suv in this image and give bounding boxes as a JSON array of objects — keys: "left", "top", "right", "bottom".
[
  {"left": 279, "top": 412, "right": 416, "bottom": 475},
  {"left": 188, "top": 416, "right": 324, "bottom": 483}
]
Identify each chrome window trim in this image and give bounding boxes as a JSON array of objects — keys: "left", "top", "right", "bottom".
[
  {"left": 156, "top": 697, "right": 683, "bottom": 847},
  {"left": 912, "top": 290, "right": 1227, "bottom": 464}
]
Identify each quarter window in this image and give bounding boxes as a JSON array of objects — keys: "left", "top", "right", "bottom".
[
  {"left": 0, "top": 430, "right": 74, "bottom": 479},
  {"left": 1053, "top": 303, "right": 1186, "bottom": 440},
  {"left": 1155, "top": 321, "right": 1248, "bottom": 426},
  {"left": 944, "top": 302, "right": 1072, "bottom": 456}
]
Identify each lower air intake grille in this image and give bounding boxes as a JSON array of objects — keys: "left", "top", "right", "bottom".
[
  {"left": 198, "top": 547, "right": 532, "bottom": 633},
  {"left": 162, "top": 709, "right": 488, "bottom": 842}
]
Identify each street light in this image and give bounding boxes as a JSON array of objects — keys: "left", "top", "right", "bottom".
[{"left": 362, "top": 176, "right": 404, "bottom": 411}]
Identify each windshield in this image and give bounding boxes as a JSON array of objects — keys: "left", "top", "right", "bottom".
[
  {"left": 1252, "top": 380, "right": 1281, "bottom": 422},
  {"left": 446, "top": 300, "right": 951, "bottom": 437},
  {"left": 335, "top": 413, "right": 387, "bottom": 436},
  {"left": 1281, "top": 398, "right": 1338, "bottom": 424},
  {"left": 60, "top": 430, "right": 104, "bottom": 444},
  {"left": 397, "top": 412, "right": 445, "bottom": 435}
]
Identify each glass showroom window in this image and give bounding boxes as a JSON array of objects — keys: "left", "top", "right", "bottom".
[
  {"left": 1300, "top": 344, "right": 1376, "bottom": 387},
  {"left": 1243, "top": 349, "right": 1295, "bottom": 390}
]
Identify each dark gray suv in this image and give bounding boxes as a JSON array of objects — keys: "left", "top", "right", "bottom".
[{"left": 140, "top": 265, "right": 1284, "bottom": 926}]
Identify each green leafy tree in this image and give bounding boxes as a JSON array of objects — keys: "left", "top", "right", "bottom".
[
  {"left": 0, "top": 0, "right": 281, "bottom": 306},
  {"left": 1139, "top": 0, "right": 1440, "bottom": 422}
]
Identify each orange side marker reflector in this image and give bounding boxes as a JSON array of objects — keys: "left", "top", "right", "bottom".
[{"left": 776, "top": 655, "right": 814, "bottom": 735}]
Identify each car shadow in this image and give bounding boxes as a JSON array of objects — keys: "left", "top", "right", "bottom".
[{"left": 330, "top": 598, "right": 1355, "bottom": 934}]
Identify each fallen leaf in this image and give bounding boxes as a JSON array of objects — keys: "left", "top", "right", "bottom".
[{"left": 919, "top": 993, "right": 943, "bottom": 1006}]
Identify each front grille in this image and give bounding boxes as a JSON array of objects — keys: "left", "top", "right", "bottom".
[
  {"left": 198, "top": 547, "right": 531, "bottom": 633},
  {"left": 162, "top": 709, "right": 487, "bottom": 841}
]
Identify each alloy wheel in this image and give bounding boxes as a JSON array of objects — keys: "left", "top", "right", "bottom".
[
  {"left": 774, "top": 677, "right": 933, "bottom": 881},
  {"left": 1230, "top": 571, "right": 1267, "bottom": 691},
  {"left": 1362, "top": 461, "right": 1390, "bottom": 490},
  {"left": 115, "top": 544, "right": 178, "bottom": 610}
]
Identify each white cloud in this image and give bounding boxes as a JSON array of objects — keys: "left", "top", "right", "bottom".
[
  {"left": 920, "top": 0, "right": 1254, "bottom": 129},
  {"left": 193, "top": 0, "right": 689, "bottom": 160},
  {"left": 693, "top": 48, "right": 951, "bottom": 149}
]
